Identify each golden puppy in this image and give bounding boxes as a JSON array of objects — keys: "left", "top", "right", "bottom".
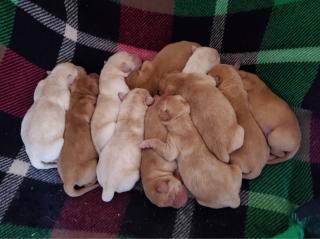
[
  {"left": 125, "top": 41, "right": 200, "bottom": 95},
  {"left": 159, "top": 72, "right": 244, "bottom": 163},
  {"left": 141, "top": 95, "right": 242, "bottom": 209},
  {"left": 238, "top": 70, "right": 301, "bottom": 164},
  {"left": 208, "top": 65, "right": 270, "bottom": 179},
  {"left": 58, "top": 73, "right": 99, "bottom": 197},
  {"left": 140, "top": 95, "right": 188, "bottom": 208}
]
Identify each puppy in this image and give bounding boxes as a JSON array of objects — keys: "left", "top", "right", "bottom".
[
  {"left": 58, "top": 73, "right": 99, "bottom": 197},
  {"left": 21, "top": 63, "right": 83, "bottom": 169},
  {"left": 159, "top": 72, "right": 244, "bottom": 163},
  {"left": 183, "top": 47, "right": 220, "bottom": 74},
  {"left": 140, "top": 95, "right": 188, "bottom": 208},
  {"left": 91, "top": 52, "right": 141, "bottom": 153},
  {"left": 97, "top": 88, "right": 154, "bottom": 202},
  {"left": 238, "top": 70, "right": 301, "bottom": 164},
  {"left": 125, "top": 41, "right": 200, "bottom": 95},
  {"left": 140, "top": 95, "right": 242, "bottom": 209},
  {"left": 208, "top": 65, "right": 270, "bottom": 179}
]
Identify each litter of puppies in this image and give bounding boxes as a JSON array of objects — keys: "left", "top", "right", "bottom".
[{"left": 21, "top": 41, "right": 301, "bottom": 209}]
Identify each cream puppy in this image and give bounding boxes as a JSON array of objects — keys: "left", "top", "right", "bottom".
[
  {"left": 91, "top": 52, "right": 141, "bottom": 153},
  {"left": 183, "top": 47, "right": 220, "bottom": 74},
  {"left": 97, "top": 88, "right": 154, "bottom": 202},
  {"left": 140, "top": 95, "right": 242, "bottom": 209},
  {"left": 21, "top": 63, "right": 83, "bottom": 169}
]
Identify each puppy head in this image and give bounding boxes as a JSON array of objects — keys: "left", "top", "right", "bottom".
[
  {"left": 159, "top": 72, "right": 184, "bottom": 95},
  {"left": 193, "top": 47, "right": 220, "bottom": 67},
  {"left": 125, "top": 60, "right": 154, "bottom": 91},
  {"left": 71, "top": 73, "right": 99, "bottom": 97},
  {"left": 104, "top": 51, "right": 142, "bottom": 76},
  {"left": 158, "top": 95, "right": 190, "bottom": 123},
  {"left": 50, "top": 62, "right": 86, "bottom": 86},
  {"left": 208, "top": 64, "right": 241, "bottom": 86},
  {"left": 119, "top": 88, "right": 154, "bottom": 107}
]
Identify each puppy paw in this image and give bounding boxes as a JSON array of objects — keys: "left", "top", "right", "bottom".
[
  {"left": 172, "top": 186, "right": 188, "bottom": 208},
  {"left": 156, "top": 181, "right": 169, "bottom": 193},
  {"left": 139, "top": 140, "right": 152, "bottom": 149},
  {"left": 159, "top": 180, "right": 188, "bottom": 209}
]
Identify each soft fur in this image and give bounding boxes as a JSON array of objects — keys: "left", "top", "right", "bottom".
[
  {"left": 183, "top": 46, "right": 220, "bottom": 74},
  {"left": 21, "top": 63, "right": 83, "bottom": 169},
  {"left": 141, "top": 95, "right": 242, "bottom": 209},
  {"left": 97, "top": 88, "right": 154, "bottom": 202},
  {"left": 140, "top": 96, "right": 188, "bottom": 208},
  {"left": 159, "top": 72, "right": 244, "bottom": 163},
  {"left": 91, "top": 52, "right": 141, "bottom": 153},
  {"left": 238, "top": 70, "right": 301, "bottom": 164},
  {"left": 58, "top": 73, "right": 99, "bottom": 197},
  {"left": 209, "top": 65, "right": 270, "bottom": 179},
  {"left": 125, "top": 41, "right": 200, "bottom": 95}
]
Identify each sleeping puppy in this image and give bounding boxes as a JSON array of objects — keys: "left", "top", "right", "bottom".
[
  {"left": 183, "top": 46, "right": 220, "bottom": 74},
  {"left": 238, "top": 70, "right": 301, "bottom": 164},
  {"left": 21, "top": 63, "right": 83, "bottom": 169},
  {"left": 125, "top": 41, "right": 200, "bottom": 95},
  {"left": 58, "top": 73, "right": 99, "bottom": 197},
  {"left": 208, "top": 65, "right": 270, "bottom": 179},
  {"left": 97, "top": 88, "right": 154, "bottom": 202},
  {"left": 140, "top": 95, "right": 188, "bottom": 208},
  {"left": 91, "top": 52, "right": 141, "bottom": 153},
  {"left": 159, "top": 72, "right": 244, "bottom": 163},
  {"left": 140, "top": 95, "right": 242, "bottom": 209}
]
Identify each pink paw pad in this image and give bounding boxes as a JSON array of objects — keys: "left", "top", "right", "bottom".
[{"left": 139, "top": 141, "right": 151, "bottom": 149}]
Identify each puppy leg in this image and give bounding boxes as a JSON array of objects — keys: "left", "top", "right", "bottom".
[
  {"left": 229, "top": 125, "right": 245, "bottom": 153},
  {"left": 267, "top": 126, "right": 299, "bottom": 163},
  {"left": 140, "top": 137, "right": 179, "bottom": 161}
]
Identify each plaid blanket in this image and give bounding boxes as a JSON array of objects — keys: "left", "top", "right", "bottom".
[{"left": 0, "top": 0, "right": 319, "bottom": 238}]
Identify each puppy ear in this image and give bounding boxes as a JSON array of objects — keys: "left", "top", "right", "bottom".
[
  {"left": 141, "top": 60, "right": 152, "bottom": 71},
  {"left": 145, "top": 96, "right": 154, "bottom": 106},
  {"left": 214, "top": 76, "right": 221, "bottom": 86},
  {"left": 67, "top": 73, "right": 76, "bottom": 85},
  {"left": 120, "top": 62, "right": 132, "bottom": 73},
  {"left": 233, "top": 61, "right": 241, "bottom": 70},
  {"left": 46, "top": 70, "right": 51, "bottom": 75},
  {"left": 191, "top": 45, "right": 198, "bottom": 52},
  {"left": 89, "top": 73, "right": 99, "bottom": 80},
  {"left": 159, "top": 110, "right": 171, "bottom": 121},
  {"left": 118, "top": 92, "right": 128, "bottom": 101}
]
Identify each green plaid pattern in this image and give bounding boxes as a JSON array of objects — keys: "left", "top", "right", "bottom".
[{"left": 0, "top": 0, "right": 319, "bottom": 238}]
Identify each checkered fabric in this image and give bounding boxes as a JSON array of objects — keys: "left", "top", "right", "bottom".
[{"left": 0, "top": 0, "right": 319, "bottom": 238}]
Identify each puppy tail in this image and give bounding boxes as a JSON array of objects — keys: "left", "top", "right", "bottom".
[
  {"left": 102, "top": 188, "right": 115, "bottom": 202},
  {"left": 64, "top": 183, "right": 99, "bottom": 197}
]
